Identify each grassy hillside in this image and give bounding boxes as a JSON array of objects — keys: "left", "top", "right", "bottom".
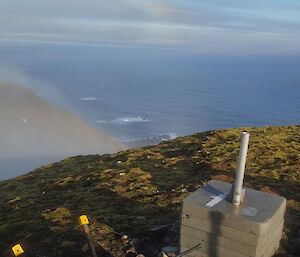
[{"left": 0, "top": 126, "right": 299, "bottom": 257}]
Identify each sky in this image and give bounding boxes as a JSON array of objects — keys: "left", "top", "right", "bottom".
[{"left": 0, "top": 0, "right": 300, "bottom": 54}]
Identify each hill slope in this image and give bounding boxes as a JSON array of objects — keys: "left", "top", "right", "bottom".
[{"left": 0, "top": 126, "right": 299, "bottom": 257}]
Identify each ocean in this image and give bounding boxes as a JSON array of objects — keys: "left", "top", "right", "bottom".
[{"left": 0, "top": 41, "right": 300, "bottom": 178}]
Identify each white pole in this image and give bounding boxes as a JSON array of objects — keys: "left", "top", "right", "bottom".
[{"left": 232, "top": 132, "right": 250, "bottom": 206}]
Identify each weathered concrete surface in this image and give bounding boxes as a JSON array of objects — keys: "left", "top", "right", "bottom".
[
  {"left": 181, "top": 216, "right": 261, "bottom": 245},
  {"left": 180, "top": 180, "right": 286, "bottom": 257},
  {"left": 181, "top": 220, "right": 283, "bottom": 256},
  {"left": 181, "top": 216, "right": 284, "bottom": 246},
  {"left": 181, "top": 180, "right": 286, "bottom": 235},
  {"left": 181, "top": 232, "right": 281, "bottom": 257}
]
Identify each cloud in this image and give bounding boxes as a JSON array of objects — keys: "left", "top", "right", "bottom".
[
  {"left": 0, "top": 82, "right": 126, "bottom": 179},
  {"left": 1, "top": 0, "right": 300, "bottom": 54},
  {"left": 0, "top": 0, "right": 183, "bottom": 46}
]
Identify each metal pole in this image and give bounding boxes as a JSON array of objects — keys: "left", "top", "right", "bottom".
[
  {"left": 175, "top": 243, "right": 202, "bottom": 257},
  {"left": 232, "top": 132, "right": 250, "bottom": 206},
  {"left": 82, "top": 224, "right": 98, "bottom": 257}
]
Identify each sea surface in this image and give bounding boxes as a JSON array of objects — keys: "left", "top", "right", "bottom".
[{"left": 1, "top": 41, "right": 300, "bottom": 153}]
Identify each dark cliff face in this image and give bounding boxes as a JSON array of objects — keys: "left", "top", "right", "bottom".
[
  {"left": 0, "top": 125, "right": 299, "bottom": 257},
  {"left": 0, "top": 83, "right": 126, "bottom": 178}
]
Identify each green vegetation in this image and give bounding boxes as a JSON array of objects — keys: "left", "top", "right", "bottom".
[{"left": 0, "top": 126, "right": 299, "bottom": 257}]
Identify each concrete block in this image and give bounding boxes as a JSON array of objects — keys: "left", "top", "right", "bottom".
[
  {"left": 181, "top": 241, "right": 248, "bottom": 257},
  {"left": 181, "top": 181, "right": 286, "bottom": 235},
  {"left": 181, "top": 215, "right": 261, "bottom": 245},
  {"left": 181, "top": 220, "right": 283, "bottom": 256},
  {"left": 181, "top": 231, "right": 282, "bottom": 257},
  {"left": 180, "top": 180, "right": 286, "bottom": 257},
  {"left": 181, "top": 216, "right": 283, "bottom": 246},
  {"left": 181, "top": 231, "right": 281, "bottom": 257}
]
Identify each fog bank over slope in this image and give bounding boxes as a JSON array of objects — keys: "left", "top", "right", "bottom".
[{"left": 0, "top": 83, "right": 126, "bottom": 179}]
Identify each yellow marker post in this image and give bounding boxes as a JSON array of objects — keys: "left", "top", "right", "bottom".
[
  {"left": 79, "top": 215, "right": 90, "bottom": 225},
  {"left": 12, "top": 244, "right": 24, "bottom": 256},
  {"left": 79, "top": 215, "right": 98, "bottom": 257}
]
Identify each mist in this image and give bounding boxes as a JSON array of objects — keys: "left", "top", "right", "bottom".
[{"left": 0, "top": 82, "right": 126, "bottom": 180}]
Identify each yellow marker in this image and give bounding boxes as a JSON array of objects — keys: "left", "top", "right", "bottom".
[
  {"left": 79, "top": 215, "right": 89, "bottom": 225},
  {"left": 12, "top": 244, "right": 24, "bottom": 256}
]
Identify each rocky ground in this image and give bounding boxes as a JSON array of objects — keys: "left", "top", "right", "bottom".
[{"left": 0, "top": 125, "right": 299, "bottom": 257}]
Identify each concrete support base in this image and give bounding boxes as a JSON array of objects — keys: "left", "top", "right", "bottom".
[{"left": 180, "top": 180, "right": 286, "bottom": 257}]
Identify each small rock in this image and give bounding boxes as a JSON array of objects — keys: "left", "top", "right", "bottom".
[
  {"left": 117, "top": 160, "right": 122, "bottom": 164},
  {"left": 181, "top": 188, "right": 188, "bottom": 193},
  {"left": 122, "top": 235, "right": 129, "bottom": 240},
  {"left": 119, "top": 172, "right": 125, "bottom": 176},
  {"left": 161, "top": 246, "right": 178, "bottom": 257},
  {"left": 136, "top": 254, "right": 145, "bottom": 257}
]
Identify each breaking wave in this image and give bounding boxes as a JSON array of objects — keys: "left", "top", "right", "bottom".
[
  {"left": 120, "top": 132, "right": 178, "bottom": 148},
  {"left": 96, "top": 116, "right": 150, "bottom": 125},
  {"left": 80, "top": 97, "right": 97, "bottom": 101}
]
